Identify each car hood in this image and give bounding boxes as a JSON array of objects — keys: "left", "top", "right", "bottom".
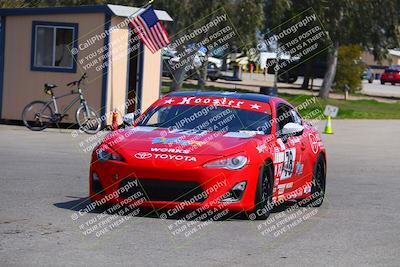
[{"left": 104, "top": 126, "right": 262, "bottom": 156}]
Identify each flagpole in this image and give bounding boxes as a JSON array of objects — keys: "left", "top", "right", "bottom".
[
  {"left": 127, "top": 0, "right": 155, "bottom": 21},
  {"left": 126, "top": 0, "right": 156, "bottom": 117}
]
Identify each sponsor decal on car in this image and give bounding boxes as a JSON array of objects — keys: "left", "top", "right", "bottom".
[
  {"left": 273, "top": 150, "right": 285, "bottom": 180},
  {"left": 277, "top": 182, "right": 294, "bottom": 195},
  {"left": 295, "top": 162, "right": 304, "bottom": 176},
  {"left": 280, "top": 148, "right": 296, "bottom": 180},
  {"left": 303, "top": 184, "right": 311, "bottom": 193},
  {"left": 308, "top": 133, "right": 319, "bottom": 154},
  {"left": 134, "top": 152, "right": 152, "bottom": 159},
  {"left": 256, "top": 143, "right": 267, "bottom": 153},
  {"left": 154, "top": 154, "right": 197, "bottom": 161},
  {"left": 273, "top": 145, "right": 297, "bottom": 181},
  {"left": 223, "top": 131, "right": 258, "bottom": 138},
  {"left": 150, "top": 147, "right": 190, "bottom": 154},
  {"left": 277, "top": 138, "right": 286, "bottom": 150},
  {"left": 169, "top": 129, "right": 208, "bottom": 136},
  {"left": 152, "top": 137, "right": 206, "bottom": 146},
  {"left": 134, "top": 152, "right": 197, "bottom": 162}
]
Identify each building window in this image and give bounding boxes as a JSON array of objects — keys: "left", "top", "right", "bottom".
[{"left": 31, "top": 21, "right": 78, "bottom": 72}]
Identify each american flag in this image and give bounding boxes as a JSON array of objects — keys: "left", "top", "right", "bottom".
[{"left": 129, "top": 6, "right": 171, "bottom": 53}]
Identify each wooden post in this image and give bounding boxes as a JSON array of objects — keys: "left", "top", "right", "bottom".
[
  {"left": 344, "top": 84, "right": 350, "bottom": 101},
  {"left": 310, "top": 77, "right": 314, "bottom": 91}
]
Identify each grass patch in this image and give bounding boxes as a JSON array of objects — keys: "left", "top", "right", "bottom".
[
  {"left": 281, "top": 94, "right": 400, "bottom": 119},
  {"left": 161, "top": 83, "right": 400, "bottom": 119}
]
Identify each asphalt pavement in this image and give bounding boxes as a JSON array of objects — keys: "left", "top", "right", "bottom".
[
  {"left": 0, "top": 121, "right": 399, "bottom": 267},
  {"left": 361, "top": 80, "right": 400, "bottom": 98}
]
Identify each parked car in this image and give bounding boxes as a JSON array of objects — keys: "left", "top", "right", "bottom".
[
  {"left": 362, "top": 67, "right": 374, "bottom": 83},
  {"left": 266, "top": 59, "right": 328, "bottom": 84},
  {"left": 162, "top": 57, "right": 222, "bottom": 81},
  {"left": 380, "top": 65, "right": 400, "bottom": 85},
  {"left": 206, "top": 62, "right": 222, "bottom": 81},
  {"left": 184, "top": 62, "right": 222, "bottom": 81}
]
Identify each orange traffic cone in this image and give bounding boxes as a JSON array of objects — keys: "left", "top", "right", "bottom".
[{"left": 111, "top": 110, "right": 118, "bottom": 131}]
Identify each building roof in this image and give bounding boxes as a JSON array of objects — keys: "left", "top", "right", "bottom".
[
  {"left": 388, "top": 49, "right": 400, "bottom": 58},
  {"left": 167, "top": 91, "right": 274, "bottom": 103},
  {"left": 0, "top": 4, "right": 173, "bottom": 21},
  {"left": 107, "top": 4, "right": 172, "bottom": 21}
]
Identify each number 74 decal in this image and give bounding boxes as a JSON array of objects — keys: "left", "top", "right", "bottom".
[{"left": 274, "top": 148, "right": 296, "bottom": 180}]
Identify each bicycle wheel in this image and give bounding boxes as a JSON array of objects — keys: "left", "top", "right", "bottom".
[
  {"left": 22, "top": 101, "right": 54, "bottom": 131},
  {"left": 76, "top": 105, "right": 101, "bottom": 134}
]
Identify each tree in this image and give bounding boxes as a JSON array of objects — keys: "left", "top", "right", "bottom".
[
  {"left": 0, "top": 0, "right": 29, "bottom": 8},
  {"left": 319, "top": 0, "right": 400, "bottom": 98},
  {"left": 264, "top": 0, "right": 400, "bottom": 98},
  {"left": 264, "top": 0, "right": 317, "bottom": 89},
  {"left": 334, "top": 45, "right": 364, "bottom": 93}
]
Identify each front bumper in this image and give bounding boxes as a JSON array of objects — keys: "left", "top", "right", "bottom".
[{"left": 89, "top": 159, "right": 260, "bottom": 213}]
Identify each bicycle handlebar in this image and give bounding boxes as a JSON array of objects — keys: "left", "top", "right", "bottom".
[{"left": 66, "top": 72, "right": 87, "bottom": 87}]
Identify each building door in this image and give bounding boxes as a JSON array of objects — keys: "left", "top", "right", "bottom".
[
  {"left": 0, "top": 16, "right": 5, "bottom": 119},
  {"left": 127, "top": 30, "right": 141, "bottom": 114}
]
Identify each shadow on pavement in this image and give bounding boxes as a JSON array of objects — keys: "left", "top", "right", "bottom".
[{"left": 54, "top": 197, "right": 300, "bottom": 222}]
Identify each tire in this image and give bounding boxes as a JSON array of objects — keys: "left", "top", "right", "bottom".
[
  {"left": 300, "top": 154, "right": 326, "bottom": 208},
  {"left": 209, "top": 76, "right": 218, "bottom": 82},
  {"left": 22, "top": 101, "right": 53, "bottom": 131},
  {"left": 392, "top": 82, "right": 395, "bottom": 85},
  {"left": 368, "top": 76, "right": 373, "bottom": 83},
  {"left": 251, "top": 160, "right": 274, "bottom": 220},
  {"left": 75, "top": 105, "right": 101, "bottom": 134},
  {"left": 287, "top": 76, "right": 297, "bottom": 84},
  {"left": 277, "top": 74, "right": 287, "bottom": 83},
  {"left": 381, "top": 81, "right": 384, "bottom": 85},
  {"left": 277, "top": 73, "right": 297, "bottom": 84}
]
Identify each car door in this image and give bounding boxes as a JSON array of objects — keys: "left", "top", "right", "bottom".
[
  {"left": 272, "top": 103, "right": 306, "bottom": 200},
  {"left": 296, "top": 111, "right": 322, "bottom": 190}
]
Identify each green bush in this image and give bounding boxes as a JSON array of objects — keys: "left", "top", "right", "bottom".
[{"left": 334, "top": 45, "right": 365, "bottom": 93}]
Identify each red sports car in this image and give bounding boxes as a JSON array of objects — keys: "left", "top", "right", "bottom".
[{"left": 90, "top": 92, "right": 326, "bottom": 220}]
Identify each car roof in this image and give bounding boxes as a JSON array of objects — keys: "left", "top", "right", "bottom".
[{"left": 166, "top": 91, "right": 279, "bottom": 104}]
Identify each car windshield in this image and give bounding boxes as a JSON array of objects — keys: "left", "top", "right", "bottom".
[
  {"left": 137, "top": 105, "right": 272, "bottom": 134},
  {"left": 385, "top": 66, "right": 400, "bottom": 73}
]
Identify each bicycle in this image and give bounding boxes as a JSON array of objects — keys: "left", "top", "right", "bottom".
[{"left": 22, "top": 73, "right": 101, "bottom": 134}]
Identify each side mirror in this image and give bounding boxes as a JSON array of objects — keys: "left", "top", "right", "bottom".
[
  {"left": 123, "top": 113, "right": 135, "bottom": 126},
  {"left": 282, "top": 122, "right": 304, "bottom": 137}
]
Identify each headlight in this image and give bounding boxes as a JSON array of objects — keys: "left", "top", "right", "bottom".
[
  {"left": 96, "top": 144, "right": 123, "bottom": 162},
  {"left": 203, "top": 154, "right": 248, "bottom": 170}
]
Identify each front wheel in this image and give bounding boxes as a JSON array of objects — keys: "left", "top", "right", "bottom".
[
  {"left": 251, "top": 161, "right": 274, "bottom": 220},
  {"left": 310, "top": 154, "right": 326, "bottom": 207},
  {"left": 22, "top": 101, "right": 53, "bottom": 131},
  {"left": 300, "top": 154, "right": 326, "bottom": 207},
  {"left": 76, "top": 105, "right": 101, "bottom": 134}
]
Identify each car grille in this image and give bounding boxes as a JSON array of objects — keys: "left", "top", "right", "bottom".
[{"left": 118, "top": 178, "right": 207, "bottom": 202}]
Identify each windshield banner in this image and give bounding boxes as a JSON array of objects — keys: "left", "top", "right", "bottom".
[{"left": 157, "top": 96, "right": 272, "bottom": 114}]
